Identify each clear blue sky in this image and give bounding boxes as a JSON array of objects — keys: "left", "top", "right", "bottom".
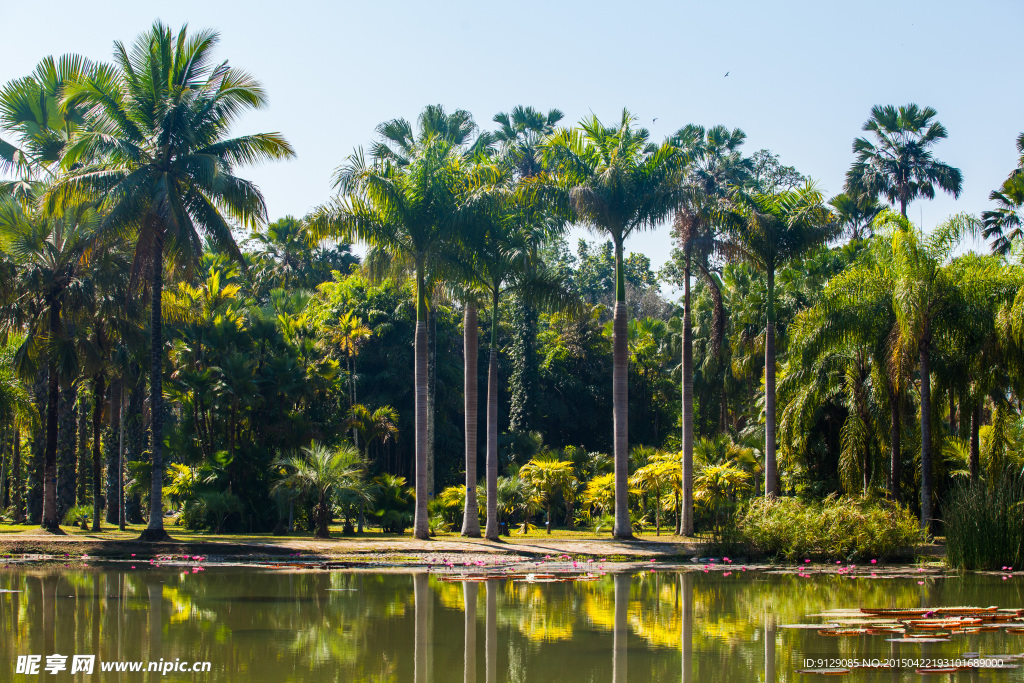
[{"left": 3, "top": 0, "right": 1020, "bottom": 272}]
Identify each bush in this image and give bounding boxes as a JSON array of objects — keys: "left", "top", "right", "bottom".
[
  {"left": 739, "top": 495, "right": 921, "bottom": 561},
  {"left": 945, "top": 475, "right": 1024, "bottom": 571},
  {"left": 61, "top": 504, "right": 93, "bottom": 529}
]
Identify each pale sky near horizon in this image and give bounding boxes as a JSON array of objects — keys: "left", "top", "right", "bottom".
[{"left": 3, "top": 0, "right": 1021, "bottom": 285}]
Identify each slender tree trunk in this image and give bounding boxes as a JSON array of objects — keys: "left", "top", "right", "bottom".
[
  {"left": 919, "top": 342, "right": 933, "bottom": 533},
  {"left": 76, "top": 387, "right": 90, "bottom": 506},
  {"left": 57, "top": 380, "right": 77, "bottom": 518},
  {"left": 484, "top": 293, "right": 500, "bottom": 541},
  {"left": 413, "top": 268, "right": 430, "bottom": 540},
  {"left": 141, "top": 234, "right": 170, "bottom": 541},
  {"left": 612, "top": 238, "right": 633, "bottom": 539},
  {"left": 118, "top": 384, "right": 127, "bottom": 531},
  {"left": 12, "top": 426, "right": 23, "bottom": 522},
  {"left": 105, "top": 381, "right": 121, "bottom": 525},
  {"left": 42, "top": 321, "right": 61, "bottom": 531},
  {"left": 969, "top": 399, "right": 980, "bottom": 482},
  {"left": 681, "top": 251, "right": 694, "bottom": 536},
  {"left": 889, "top": 387, "right": 901, "bottom": 503},
  {"left": 91, "top": 373, "right": 105, "bottom": 531},
  {"left": 461, "top": 301, "right": 481, "bottom": 537},
  {"left": 427, "top": 306, "right": 437, "bottom": 501},
  {"left": 764, "top": 269, "right": 779, "bottom": 497}
]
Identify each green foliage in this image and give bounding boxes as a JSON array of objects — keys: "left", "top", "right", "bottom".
[
  {"left": 945, "top": 475, "right": 1024, "bottom": 571},
  {"left": 60, "top": 503, "right": 92, "bottom": 529},
  {"left": 739, "top": 496, "right": 921, "bottom": 560},
  {"left": 372, "top": 473, "right": 413, "bottom": 534}
]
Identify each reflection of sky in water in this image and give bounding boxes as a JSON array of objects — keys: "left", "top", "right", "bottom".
[{"left": 2, "top": 567, "right": 1023, "bottom": 681}]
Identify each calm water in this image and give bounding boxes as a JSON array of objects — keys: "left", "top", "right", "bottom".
[{"left": 2, "top": 564, "right": 1024, "bottom": 681}]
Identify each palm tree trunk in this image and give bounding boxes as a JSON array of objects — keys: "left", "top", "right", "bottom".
[
  {"left": 612, "top": 238, "right": 633, "bottom": 539},
  {"left": 57, "top": 379, "right": 77, "bottom": 519},
  {"left": 105, "top": 381, "right": 121, "bottom": 524},
  {"left": 91, "top": 372, "right": 105, "bottom": 531},
  {"left": 427, "top": 306, "right": 437, "bottom": 501},
  {"left": 118, "top": 384, "right": 127, "bottom": 531},
  {"left": 969, "top": 399, "right": 980, "bottom": 481},
  {"left": 141, "top": 234, "right": 170, "bottom": 541},
  {"left": 681, "top": 251, "right": 694, "bottom": 536},
  {"left": 42, "top": 306, "right": 60, "bottom": 531},
  {"left": 919, "top": 342, "right": 933, "bottom": 533},
  {"left": 484, "top": 292, "right": 500, "bottom": 541},
  {"left": 461, "top": 301, "right": 481, "bottom": 537},
  {"left": 12, "top": 426, "right": 23, "bottom": 522},
  {"left": 413, "top": 268, "right": 430, "bottom": 540},
  {"left": 889, "top": 387, "right": 901, "bottom": 503},
  {"left": 764, "top": 269, "right": 780, "bottom": 498}
]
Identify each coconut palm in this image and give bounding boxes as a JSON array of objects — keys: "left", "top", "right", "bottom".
[
  {"left": 0, "top": 54, "right": 91, "bottom": 197},
  {"left": 542, "top": 109, "right": 685, "bottom": 538},
  {"left": 725, "top": 183, "right": 837, "bottom": 496},
  {"left": 55, "top": 22, "right": 294, "bottom": 540},
  {"left": 272, "top": 442, "right": 367, "bottom": 538},
  {"left": 310, "top": 130, "right": 470, "bottom": 540},
  {"left": 844, "top": 104, "right": 962, "bottom": 218}
]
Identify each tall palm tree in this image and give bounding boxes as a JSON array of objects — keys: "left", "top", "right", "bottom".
[
  {"left": 457, "top": 170, "right": 573, "bottom": 540},
  {"left": 542, "top": 110, "right": 684, "bottom": 538},
  {"left": 845, "top": 104, "right": 962, "bottom": 218},
  {"left": 491, "top": 106, "right": 564, "bottom": 437},
  {"left": 885, "top": 212, "right": 1015, "bottom": 530},
  {"left": 725, "top": 183, "right": 837, "bottom": 497},
  {"left": 310, "top": 132, "right": 469, "bottom": 539},
  {"left": 670, "top": 123, "right": 749, "bottom": 536},
  {"left": 982, "top": 132, "right": 1024, "bottom": 256},
  {"left": 56, "top": 22, "right": 294, "bottom": 540},
  {"left": 0, "top": 196, "right": 99, "bottom": 531}
]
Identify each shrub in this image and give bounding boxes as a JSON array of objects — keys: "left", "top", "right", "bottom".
[
  {"left": 739, "top": 495, "right": 921, "bottom": 561},
  {"left": 61, "top": 504, "right": 93, "bottom": 529},
  {"left": 945, "top": 475, "right": 1024, "bottom": 571}
]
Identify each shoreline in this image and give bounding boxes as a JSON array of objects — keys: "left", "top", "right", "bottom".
[{"left": 0, "top": 532, "right": 944, "bottom": 566}]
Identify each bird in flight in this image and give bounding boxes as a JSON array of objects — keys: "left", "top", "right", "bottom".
[
  {"left": 653, "top": 117, "right": 658, "bottom": 123},
  {"left": 724, "top": 71, "right": 729, "bottom": 77}
]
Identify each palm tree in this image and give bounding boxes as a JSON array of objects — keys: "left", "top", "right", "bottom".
[
  {"left": 519, "top": 454, "right": 574, "bottom": 534},
  {"left": 460, "top": 296, "right": 481, "bottom": 537},
  {"left": 310, "top": 127, "right": 470, "bottom": 540},
  {"left": 272, "top": 442, "right": 367, "bottom": 538},
  {"left": 982, "top": 132, "right": 1024, "bottom": 256},
  {"left": 725, "top": 183, "right": 837, "bottom": 496},
  {"left": 0, "top": 197, "right": 99, "bottom": 531},
  {"left": 457, "top": 168, "right": 573, "bottom": 540},
  {"left": 56, "top": 22, "right": 295, "bottom": 540},
  {"left": 0, "top": 54, "right": 91, "bottom": 197},
  {"left": 542, "top": 110, "right": 684, "bottom": 538},
  {"left": 884, "top": 212, "right": 1015, "bottom": 530},
  {"left": 629, "top": 453, "right": 676, "bottom": 535},
  {"left": 492, "top": 106, "right": 564, "bottom": 437},
  {"left": 670, "top": 123, "right": 749, "bottom": 536},
  {"left": 829, "top": 192, "right": 884, "bottom": 241},
  {"left": 845, "top": 104, "right": 962, "bottom": 218}
]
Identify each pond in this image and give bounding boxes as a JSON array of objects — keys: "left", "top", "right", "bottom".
[{"left": 2, "top": 562, "right": 1023, "bottom": 681}]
